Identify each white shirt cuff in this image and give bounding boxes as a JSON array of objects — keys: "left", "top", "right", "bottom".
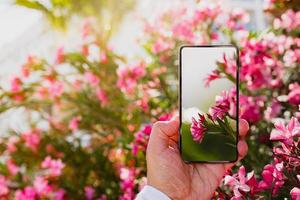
[{"left": 135, "top": 185, "right": 170, "bottom": 200}]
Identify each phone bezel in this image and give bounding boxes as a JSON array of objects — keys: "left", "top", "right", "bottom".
[{"left": 179, "top": 45, "right": 240, "bottom": 163}]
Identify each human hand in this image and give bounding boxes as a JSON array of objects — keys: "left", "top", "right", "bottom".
[{"left": 146, "top": 116, "right": 249, "bottom": 200}]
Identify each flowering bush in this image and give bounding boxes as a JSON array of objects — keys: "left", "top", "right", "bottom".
[{"left": 0, "top": 0, "right": 299, "bottom": 199}]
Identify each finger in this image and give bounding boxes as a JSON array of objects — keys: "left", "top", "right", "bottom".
[
  {"left": 239, "top": 119, "right": 249, "bottom": 138},
  {"left": 148, "top": 119, "right": 179, "bottom": 153}
]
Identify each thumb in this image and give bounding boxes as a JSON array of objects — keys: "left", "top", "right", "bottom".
[{"left": 148, "top": 118, "right": 179, "bottom": 153}]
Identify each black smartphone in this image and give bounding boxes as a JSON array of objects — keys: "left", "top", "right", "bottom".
[{"left": 179, "top": 45, "right": 239, "bottom": 163}]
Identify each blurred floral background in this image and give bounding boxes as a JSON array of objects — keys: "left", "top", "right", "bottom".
[{"left": 0, "top": 0, "right": 299, "bottom": 199}]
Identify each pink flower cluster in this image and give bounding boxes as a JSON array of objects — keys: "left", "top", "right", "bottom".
[
  {"left": 224, "top": 117, "right": 300, "bottom": 199},
  {"left": 119, "top": 167, "right": 136, "bottom": 200},
  {"left": 190, "top": 114, "right": 207, "bottom": 143},
  {"left": 258, "top": 161, "right": 285, "bottom": 195},
  {"left": 21, "top": 129, "right": 41, "bottom": 151},
  {"left": 288, "top": 83, "right": 300, "bottom": 105},
  {"left": 209, "top": 91, "right": 230, "bottom": 120},
  {"left": 15, "top": 181, "right": 66, "bottom": 200},
  {"left": 117, "top": 63, "right": 145, "bottom": 94},
  {"left": 41, "top": 156, "right": 65, "bottom": 177},
  {"left": 131, "top": 124, "right": 152, "bottom": 156},
  {"left": 273, "top": 10, "right": 300, "bottom": 32},
  {"left": 225, "top": 8, "right": 250, "bottom": 31},
  {"left": 224, "top": 166, "right": 257, "bottom": 199}
]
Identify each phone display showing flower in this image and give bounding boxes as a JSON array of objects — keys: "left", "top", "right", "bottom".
[
  {"left": 181, "top": 50, "right": 238, "bottom": 161},
  {"left": 189, "top": 89, "right": 237, "bottom": 145}
]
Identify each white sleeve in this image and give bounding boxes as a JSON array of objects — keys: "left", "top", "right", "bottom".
[{"left": 135, "top": 185, "right": 171, "bottom": 200}]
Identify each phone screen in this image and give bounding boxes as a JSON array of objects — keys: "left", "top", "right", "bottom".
[{"left": 179, "top": 45, "right": 239, "bottom": 163}]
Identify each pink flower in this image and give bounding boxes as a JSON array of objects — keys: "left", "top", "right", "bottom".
[
  {"left": 0, "top": 175, "right": 9, "bottom": 196},
  {"left": 85, "top": 71, "right": 100, "bottom": 86},
  {"left": 258, "top": 162, "right": 284, "bottom": 195},
  {"left": 265, "top": 100, "right": 282, "bottom": 121},
  {"left": 100, "top": 51, "right": 108, "bottom": 63},
  {"left": 151, "top": 38, "right": 173, "bottom": 54},
  {"left": 15, "top": 186, "right": 36, "bottom": 200},
  {"left": 96, "top": 88, "right": 109, "bottom": 106},
  {"left": 190, "top": 114, "right": 206, "bottom": 143},
  {"left": 291, "top": 187, "right": 300, "bottom": 200},
  {"left": 239, "top": 95, "right": 262, "bottom": 124},
  {"left": 288, "top": 83, "right": 300, "bottom": 105},
  {"left": 224, "top": 166, "right": 257, "bottom": 198},
  {"left": 131, "top": 124, "right": 152, "bottom": 156},
  {"left": 21, "top": 55, "right": 38, "bottom": 78},
  {"left": 172, "top": 20, "right": 195, "bottom": 42},
  {"left": 53, "top": 189, "right": 66, "bottom": 200},
  {"left": 33, "top": 176, "right": 52, "bottom": 196},
  {"left": 21, "top": 129, "right": 41, "bottom": 151},
  {"left": 226, "top": 8, "right": 249, "bottom": 30},
  {"left": 117, "top": 63, "right": 145, "bottom": 94},
  {"left": 49, "top": 81, "right": 64, "bottom": 99},
  {"left": 7, "top": 136, "right": 19, "bottom": 153},
  {"left": 68, "top": 116, "right": 81, "bottom": 131},
  {"left": 84, "top": 186, "right": 95, "bottom": 200},
  {"left": 10, "top": 76, "right": 22, "bottom": 93},
  {"left": 270, "top": 117, "right": 300, "bottom": 145},
  {"left": 204, "top": 70, "right": 220, "bottom": 87},
  {"left": 119, "top": 167, "right": 136, "bottom": 200},
  {"left": 7, "top": 159, "right": 20, "bottom": 175},
  {"left": 55, "top": 47, "right": 64, "bottom": 64},
  {"left": 273, "top": 10, "right": 300, "bottom": 32},
  {"left": 41, "top": 156, "right": 65, "bottom": 177},
  {"left": 283, "top": 49, "right": 300, "bottom": 67},
  {"left": 209, "top": 91, "right": 230, "bottom": 120}
]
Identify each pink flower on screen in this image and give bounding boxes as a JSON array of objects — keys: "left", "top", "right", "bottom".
[
  {"left": 21, "top": 129, "right": 41, "bottom": 151},
  {"left": 288, "top": 83, "right": 300, "bottom": 105},
  {"left": 209, "top": 91, "right": 230, "bottom": 120},
  {"left": 10, "top": 76, "right": 22, "bottom": 93},
  {"left": 84, "top": 186, "right": 95, "bottom": 200},
  {"left": 41, "top": 156, "right": 65, "bottom": 177},
  {"left": 291, "top": 187, "right": 300, "bottom": 200},
  {"left": 190, "top": 114, "right": 206, "bottom": 143},
  {"left": 96, "top": 88, "right": 109, "bottom": 106},
  {"left": 68, "top": 116, "right": 81, "bottom": 131},
  {"left": 0, "top": 175, "right": 9, "bottom": 196},
  {"left": 204, "top": 70, "right": 220, "bottom": 87},
  {"left": 270, "top": 117, "right": 300, "bottom": 146},
  {"left": 85, "top": 71, "right": 100, "bottom": 86},
  {"left": 15, "top": 186, "right": 37, "bottom": 200},
  {"left": 33, "top": 176, "right": 52, "bottom": 196},
  {"left": 224, "top": 166, "right": 257, "bottom": 198}
]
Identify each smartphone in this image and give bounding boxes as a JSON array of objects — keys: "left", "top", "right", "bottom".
[{"left": 179, "top": 45, "right": 239, "bottom": 163}]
